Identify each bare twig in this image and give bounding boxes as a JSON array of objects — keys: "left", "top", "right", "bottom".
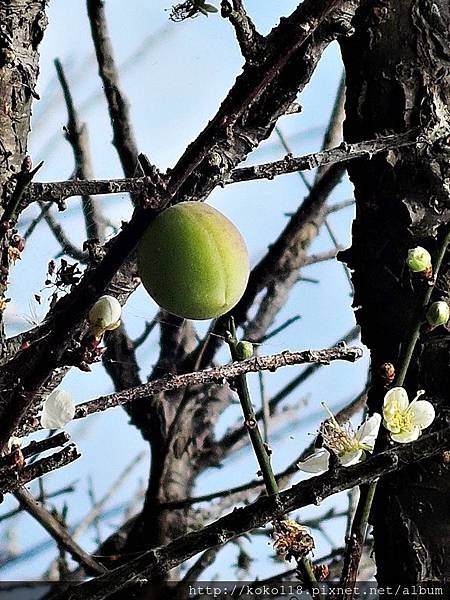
[
  {"left": 49, "top": 426, "right": 450, "bottom": 600},
  {"left": 220, "top": 0, "right": 265, "bottom": 63},
  {"left": 0, "top": 431, "right": 70, "bottom": 471},
  {"left": 13, "top": 487, "right": 107, "bottom": 575},
  {"left": 86, "top": 0, "right": 139, "bottom": 177},
  {"left": 0, "top": 445, "right": 80, "bottom": 495},
  {"left": 54, "top": 59, "right": 104, "bottom": 240},
  {"left": 17, "top": 345, "right": 362, "bottom": 437},
  {"left": 0, "top": 483, "right": 76, "bottom": 523},
  {"left": 228, "top": 130, "right": 418, "bottom": 184},
  {"left": 38, "top": 200, "right": 86, "bottom": 262},
  {"left": 25, "top": 131, "right": 418, "bottom": 207}
]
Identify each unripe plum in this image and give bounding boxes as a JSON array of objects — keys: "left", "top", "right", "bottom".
[{"left": 137, "top": 202, "right": 250, "bottom": 320}]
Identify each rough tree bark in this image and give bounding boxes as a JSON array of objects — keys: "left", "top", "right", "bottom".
[
  {"left": 340, "top": 0, "right": 450, "bottom": 584},
  {"left": 0, "top": 0, "right": 48, "bottom": 347}
]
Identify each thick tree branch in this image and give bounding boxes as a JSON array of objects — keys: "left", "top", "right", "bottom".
[{"left": 50, "top": 427, "right": 450, "bottom": 600}]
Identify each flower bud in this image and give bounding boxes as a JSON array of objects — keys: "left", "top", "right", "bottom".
[
  {"left": 41, "top": 390, "right": 75, "bottom": 429},
  {"left": 426, "top": 301, "right": 450, "bottom": 328},
  {"left": 406, "top": 246, "right": 432, "bottom": 273},
  {"left": 235, "top": 340, "right": 254, "bottom": 360},
  {"left": 88, "top": 295, "right": 121, "bottom": 338}
]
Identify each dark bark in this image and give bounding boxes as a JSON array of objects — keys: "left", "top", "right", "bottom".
[
  {"left": 0, "top": 0, "right": 48, "bottom": 348},
  {"left": 340, "top": 0, "right": 450, "bottom": 584}
]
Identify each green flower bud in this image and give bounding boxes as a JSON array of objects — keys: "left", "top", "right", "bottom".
[
  {"left": 426, "top": 301, "right": 450, "bottom": 327},
  {"left": 138, "top": 202, "right": 250, "bottom": 320},
  {"left": 88, "top": 295, "right": 122, "bottom": 338},
  {"left": 406, "top": 246, "right": 432, "bottom": 273},
  {"left": 235, "top": 340, "right": 254, "bottom": 360}
]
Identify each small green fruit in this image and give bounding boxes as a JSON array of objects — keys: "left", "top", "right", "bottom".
[
  {"left": 137, "top": 202, "right": 250, "bottom": 320},
  {"left": 235, "top": 340, "right": 254, "bottom": 360}
]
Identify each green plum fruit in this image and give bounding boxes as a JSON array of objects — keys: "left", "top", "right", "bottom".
[{"left": 137, "top": 201, "right": 250, "bottom": 320}]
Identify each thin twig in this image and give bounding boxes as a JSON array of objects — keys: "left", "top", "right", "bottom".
[
  {"left": 49, "top": 426, "right": 450, "bottom": 600},
  {"left": 226, "top": 318, "right": 318, "bottom": 591},
  {"left": 0, "top": 445, "right": 80, "bottom": 495},
  {"left": 16, "top": 345, "right": 363, "bottom": 437},
  {"left": 54, "top": 58, "right": 104, "bottom": 240},
  {"left": 86, "top": 0, "right": 139, "bottom": 177},
  {"left": 13, "top": 487, "right": 107, "bottom": 575},
  {"left": 25, "top": 131, "right": 418, "bottom": 207}
]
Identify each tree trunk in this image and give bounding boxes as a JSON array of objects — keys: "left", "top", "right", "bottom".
[
  {"left": 0, "top": 0, "right": 47, "bottom": 189},
  {"left": 0, "top": 0, "right": 48, "bottom": 349},
  {"left": 340, "top": 0, "right": 450, "bottom": 584}
]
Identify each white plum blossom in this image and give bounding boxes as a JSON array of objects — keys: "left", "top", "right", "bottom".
[
  {"left": 88, "top": 295, "right": 121, "bottom": 339},
  {"left": 298, "top": 409, "right": 381, "bottom": 474},
  {"left": 382, "top": 387, "right": 435, "bottom": 443},
  {"left": 40, "top": 390, "right": 75, "bottom": 429}
]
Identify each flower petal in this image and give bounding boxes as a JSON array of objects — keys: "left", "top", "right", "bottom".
[
  {"left": 356, "top": 413, "right": 381, "bottom": 449},
  {"left": 297, "top": 449, "right": 330, "bottom": 473},
  {"left": 390, "top": 427, "right": 420, "bottom": 444},
  {"left": 339, "top": 449, "right": 363, "bottom": 466},
  {"left": 407, "top": 400, "right": 435, "bottom": 430},
  {"left": 383, "top": 387, "right": 409, "bottom": 412},
  {"left": 382, "top": 418, "right": 401, "bottom": 434},
  {"left": 41, "top": 390, "right": 75, "bottom": 429}
]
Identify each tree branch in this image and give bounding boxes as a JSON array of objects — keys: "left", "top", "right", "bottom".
[
  {"left": 86, "top": 0, "right": 139, "bottom": 177},
  {"left": 0, "top": 445, "right": 80, "bottom": 495},
  {"left": 13, "top": 487, "right": 107, "bottom": 575},
  {"left": 54, "top": 58, "right": 104, "bottom": 240},
  {"left": 220, "top": 0, "right": 265, "bottom": 63},
  {"left": 17, "top": 345, "right": 362, "bottom": 436},
  {"left": 49, "top": 427, "right": 450, "bottom": 600},
  {"left": 25, "top": 131, "right": 418, "bottom": 206}
]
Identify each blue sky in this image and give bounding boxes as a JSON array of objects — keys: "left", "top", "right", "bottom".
[{"left": 1, "top": 0, "right": 370, "bottom": 581}]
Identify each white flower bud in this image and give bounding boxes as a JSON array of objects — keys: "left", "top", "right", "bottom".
[
  {"left": 406, "top": 247, "right": 432, "bottom": 273},
  {"left": 41, "top": 390, "right": 75, "bottom": 429},
  {"left": 88, "top": 295, "right": 121, "bottom": 338},
  {"left": 426, "top": 301, "right": 450, "bottom": 328}
]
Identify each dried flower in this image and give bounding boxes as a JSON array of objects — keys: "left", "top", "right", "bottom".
[
  {"left": 298, "top": 408, "right": 381, "bottom": 474},
  {"left": 383, "top": 387, "right": 435, "bottom": 443},
  {"left": 8, "top": 247, "right": 21, "bottom": 265},
  {"left": 40, "top": 390, "right": 75, "bottom": 429},
  {"left": 426, "top": 301, "right": 450, "bottom": 328},
  {"left": 2, "top": 436, "right": 22, "bottom": 456},
  {"left": 88, "top": 295, "right": 121, "bottom": 338},
  {"left": 406, "top": 246, "right": 432, "bottom": 273},
  {"left": 313, "top": 564, "right": 330, "bottom": 581},
  {"left": 273, "top": 520, "right": 315, "bottom": 561}
]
